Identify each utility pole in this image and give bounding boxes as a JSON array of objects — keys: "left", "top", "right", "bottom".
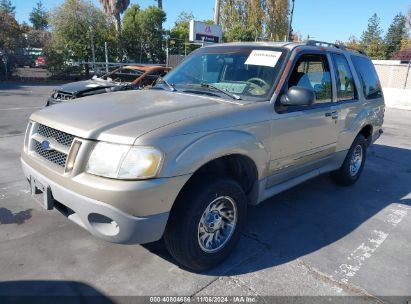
[
  {"left": 287, "top": 0, "right": 296, "bottom": 41},
  {"left": 165, "top": 36, "right": 169, "bottom": 67},
  {"left": 405, "top": 60, "right": 411, "bottom": 89},
  {"left": 214, "top": 0, "right": 220, "bottom": 25},
  {"left": 104, "top": 42, "right": 109, "bottom": 73},
  {"left": 89, "top": 25, "right": 96, "bottom": 73}
]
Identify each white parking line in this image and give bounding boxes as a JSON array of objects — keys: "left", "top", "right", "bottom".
[
  {"left": 0, "top": 106, "right": 42, "bottom": 111},
  {"left": 333, "top": 203, "right": 410, "bottom": 284},
  {"left": 385, "top": 205, "right": 408, "bottom": 226},
  {"left": 335, "top": 230, "right": 388, "bottom": 284}
]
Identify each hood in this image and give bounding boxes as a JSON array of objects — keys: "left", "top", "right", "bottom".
[
  {"left": 55, "top": 79, "right": 117, "bottom": 95},
  {"left": 31, "top": 89, "right": 240, "bottom": 145}
]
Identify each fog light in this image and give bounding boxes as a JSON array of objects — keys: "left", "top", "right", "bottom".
[{"left": 88, "top": 213, "right": 119, "bottom": 236}]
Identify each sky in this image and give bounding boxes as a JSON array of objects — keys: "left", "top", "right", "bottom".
[{"left": 12, "top": 0, "right": 411, "bottom": 42}]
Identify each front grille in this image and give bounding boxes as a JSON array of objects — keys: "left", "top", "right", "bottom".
[
  {"left": 38, "top": 124, "right": 74, "bottom": 147},
  {"left": 30, "top": 124, "right": 76, "bottom": 168},
  {"left": 34, "top": 141, "right": 67, "bottom": 167},
  {"left": 52, "top": 91, "right": 73, "bottom": 101}
]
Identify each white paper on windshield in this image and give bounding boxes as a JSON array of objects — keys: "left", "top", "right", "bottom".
[{"left": 245, "top": 50, "right": 282, "bottom": 68}]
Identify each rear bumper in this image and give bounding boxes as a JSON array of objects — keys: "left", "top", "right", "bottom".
[{"left": 22, "top": 158, "right": 169, "bottom": 244}]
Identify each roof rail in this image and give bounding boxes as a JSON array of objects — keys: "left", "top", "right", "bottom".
[
  {"left": 305, "top": 40, "right": 344, "bottom": 49},
  {"left": 304, "top": 40, "right": 367, "bottom": 55},
  {"left": 344, "top": 46, "right": 367, "bottom": 56}
]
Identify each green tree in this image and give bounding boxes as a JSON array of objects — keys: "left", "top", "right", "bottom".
[
  {"left": 168, "top": 12, "right": 214, "bottom": 55},
  {"left": 170, "top": 11, "right": 193, "bottom": 41},
  {"left": 408, "top": 5, "right": 411, "bottom": 28},
  {"left": 265, "top": 0, "right": 289, "bottom": 41},
  {"left": 360, "top": 13, "right": 385, "bottom": 59},
  {"left": 0, "top": 11, "right": 23, "bottom": 53},
  {"left": 400, "top": 36, "right": 411, "bottom": 51},
  {"left": 168, "top": 12, "right": 196, "bottom": 55},
  {"left": 99, "top": 0, "right": 129, "bottom": 33},
  {"left": 400, "top": 6, "right": 411, "bottom": 51},
  {"left": 223, "top": 22, "right": 254, "bottom": 42},
  {"left": 99, "top": 0, "right": 130, "bottom": 56},
  {"left": 384, "top": 13, "right": 407, "bottom": 59},
  {"left": 20, "top": 21, "right": 31, "bottom": 34},
  {"left": 247, "top": 0, "right": 264, "bottom": 40},
  {"left": 220, "top": 0, "right": 289, "bottom": 42},
  {"left": 0, "top": 0, "right": 15, "bottom": 15},
  {"left": 220, "top": 0, "right": 256, "bottom": 42},
  {"left": 122, "top": 4, "right": 166, "bottom": 63},
  {"left": 346, "top": 35, "right": 361, "bottom": 51},
  {"left": 29, "top": 1, "right": 49, "bottom": 30},
  {"left": 50, "top": 0, "right": 117, "bottom": 74},
  {"left": 220, "top": 0, "right": 248, "bottom": 41},
  {"left": 26, "top": 29, "right": 51, "bottom": 48},
  {"left": 121, "top": 4, "right": 142, "bottom": 60}
]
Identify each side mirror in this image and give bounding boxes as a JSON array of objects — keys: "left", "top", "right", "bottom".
[{"left": 280, "top": 86, "right": 315, "bottom": 106}]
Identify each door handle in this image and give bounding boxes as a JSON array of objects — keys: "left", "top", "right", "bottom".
[{"left": 325, "top": 111, "right": 338, "bottom": 119}]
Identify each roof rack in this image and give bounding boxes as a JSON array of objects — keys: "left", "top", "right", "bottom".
[
  {"left": 305, "top": 40, "right": 344, "bottom": 49},
  {"left": 344, "top": 46, "right": 367, "bottom": 55},
  {"left": 304, "top": 40, "right": 367, "bottom": 55}
]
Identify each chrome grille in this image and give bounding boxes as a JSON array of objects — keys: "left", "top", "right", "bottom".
[
  {"left": 38, "top": 124, "right": 74, "bottom": 147},
  {"left": 52, "top": 91, "right": 73, "bottom": 101},
  {"left": 34, "top": 141, "right": 67, "bottom": 167},
  {"left": 31, "top": 124, "right": 75, "bottom": 168}
]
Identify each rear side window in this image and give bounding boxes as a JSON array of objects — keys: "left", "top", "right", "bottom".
[
  {"left": 332, "top": 54, "right": 357, "bottom": 101},
  {"left": 351, "top": 56, "right": 382, "bottom": 100}
]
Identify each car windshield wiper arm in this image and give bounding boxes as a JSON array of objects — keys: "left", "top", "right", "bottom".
[
  {"left": 200, "top": 82, "right": 241, "bottom": 100},
  {"left": 157, "top": 76, "right": 176, "bottom": 92}
]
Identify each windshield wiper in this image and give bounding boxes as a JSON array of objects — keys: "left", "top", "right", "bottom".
[
  {"left": 157, "top": 76, "right": 176, "bottom": 92},
  {"left": 200, "top": 82, "right": 241, "bottom": 100}
]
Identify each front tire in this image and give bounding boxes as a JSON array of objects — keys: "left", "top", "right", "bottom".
[
  {"left": 331, "top": 134, "right": 367, "bottom": 186},
  {"left": 164, "top": 177, "right": 247, "bottom": 271}
]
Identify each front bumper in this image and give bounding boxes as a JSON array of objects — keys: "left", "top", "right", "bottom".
[{"left": 22, "top": 158, "right": 178, "bottom": 244}]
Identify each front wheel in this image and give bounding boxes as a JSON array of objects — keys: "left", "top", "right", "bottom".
[
  {"left": 331, "top": 134, "right": 367, "bottom": 186},
  {"left": 164, "top": 177, "right": 247, "bottom": 271}
]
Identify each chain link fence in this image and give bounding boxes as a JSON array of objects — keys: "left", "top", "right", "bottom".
[{"left": 373, "top": 60, "right": 411, "bottom": 90}]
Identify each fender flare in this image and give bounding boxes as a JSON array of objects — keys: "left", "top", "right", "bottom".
[
  {"left": 161, "top": 130, "right": 270, "bottom": 179},
  {"left": 337, "top": 108, "right": 373, "bottom": 151}
]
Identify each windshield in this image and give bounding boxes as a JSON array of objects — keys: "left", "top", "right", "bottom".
[{"left": 163, "top": 46, "right": 287, "bottom": 101}]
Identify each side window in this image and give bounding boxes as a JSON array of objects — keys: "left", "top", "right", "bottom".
[
  {"left": 332, "top": 54, "right": 357, "bottom": 101},
  {"left": 351, "top": 56, "right": 382, "bottom": 100},
  {"left": 288, "top": 54, "right": 332, "bottom": 104}
]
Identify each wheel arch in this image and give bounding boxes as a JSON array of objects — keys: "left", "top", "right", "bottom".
[
  {"left": 358, "top": 124, "right": 373, "bottom": 145},
  {"left": 162, "top": 130, "right": 269, "bottom": 180},
  {"left": 336, "top": 108, "right": 376, "bottom": 152}
]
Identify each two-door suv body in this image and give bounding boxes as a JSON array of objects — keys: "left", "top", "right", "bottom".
[{"left": 22, "top": 40, "right": 384, "bottom": 271}]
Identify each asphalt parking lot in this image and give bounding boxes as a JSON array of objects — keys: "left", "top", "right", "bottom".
[{"left": 0, "top": 81, "right": 410, "bottom": 303}]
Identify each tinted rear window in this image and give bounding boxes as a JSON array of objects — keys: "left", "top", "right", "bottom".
[{"left": 351, "top": 56, "right": 382, "bottom": 100}]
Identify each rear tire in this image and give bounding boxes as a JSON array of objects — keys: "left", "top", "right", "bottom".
[
  {"left": 331, "top": 134, "right": 367, "bottom": 186},
  {"left": 164, "top": 177, "right": 247, "bottom": 271}
]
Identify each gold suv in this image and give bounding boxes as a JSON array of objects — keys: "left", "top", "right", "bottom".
[{"left": 22, "top": 40, "right": 384, "bottom": 271}]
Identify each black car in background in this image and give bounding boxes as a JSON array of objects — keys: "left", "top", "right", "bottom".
[{"left": 47, "top": 65, "right": 171, "bottom": 106}]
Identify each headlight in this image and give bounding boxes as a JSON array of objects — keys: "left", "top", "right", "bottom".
[
  {"left": 52, "top": 90, "right": 58, "bottom": 99},
  {"left": 86, "top": 142, "right": 163, "bottom": 179}
]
